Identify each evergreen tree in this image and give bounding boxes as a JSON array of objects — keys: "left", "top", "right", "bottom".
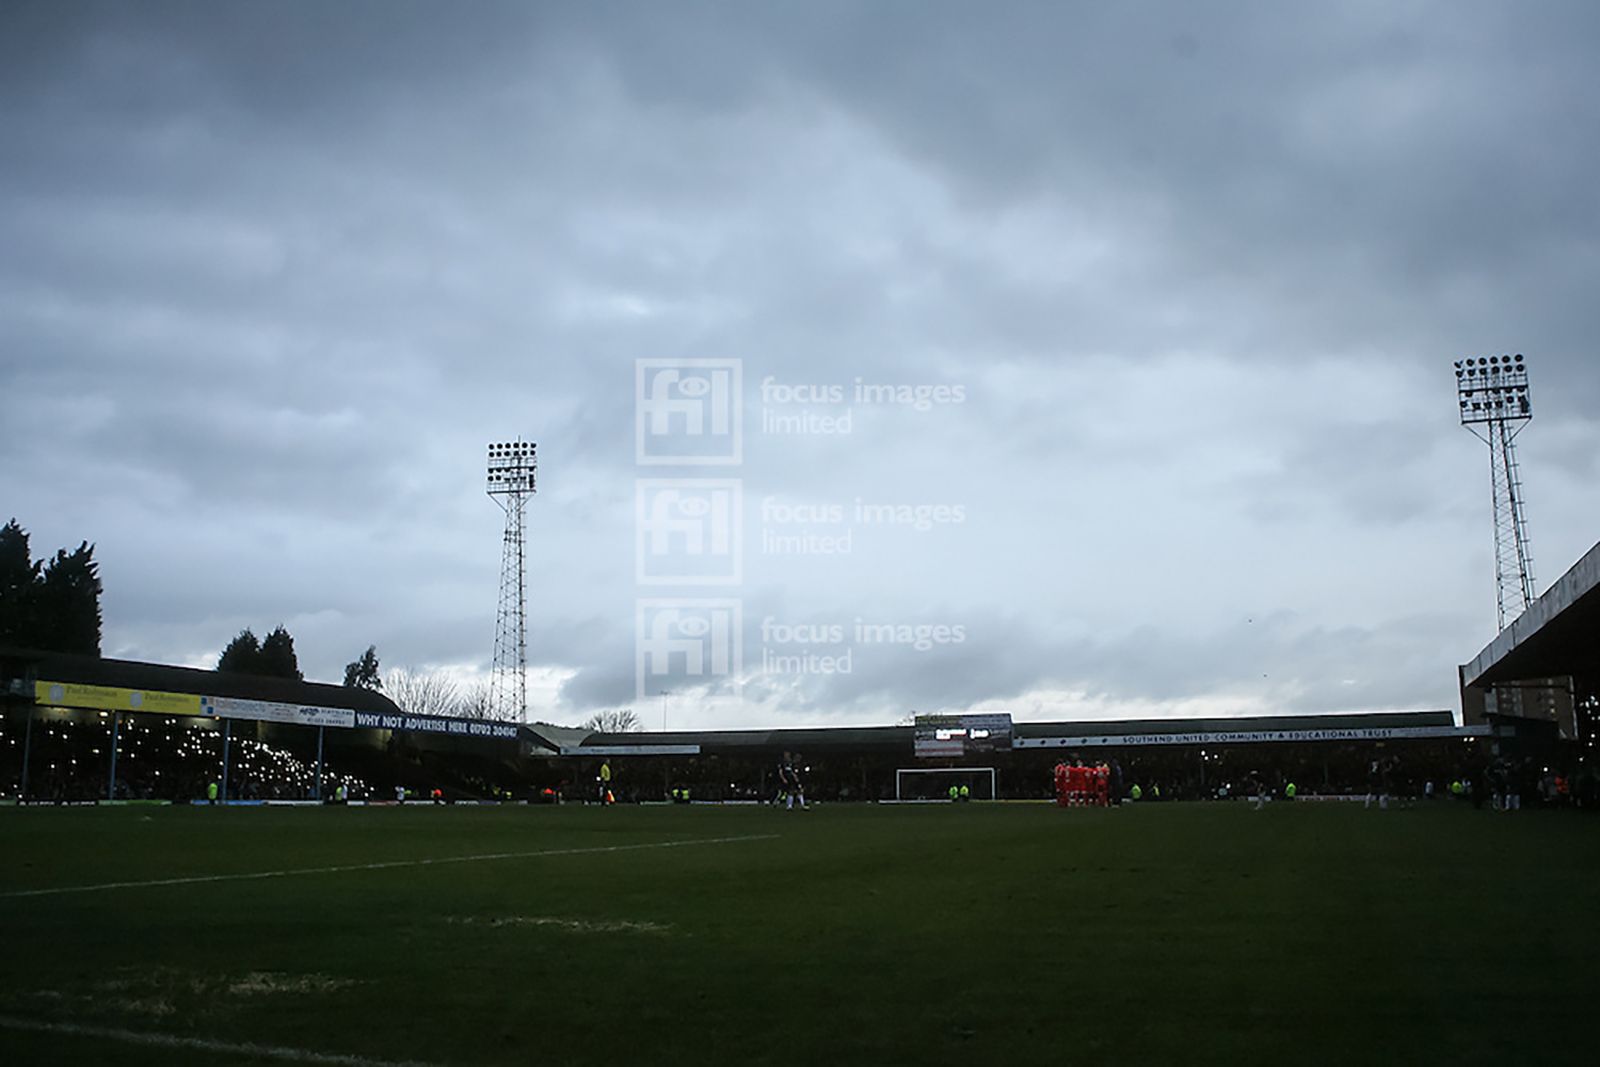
[
  {"left": 35, "top": 542, "right": 102, "bottom": 655},
  {"left": 0, "top": 520, "right": 40, "bottom": 647},
  {"left": 218, "top": 625, "right": 303, "bottom": 680},
  {"left": 0, "top": 520, "right": 100, "bottom": 655},
  {"left": 217, "top": 629, "right": 262, "bottom": 674},
  {"left": 343, "top": 645, "right": 382, "bottom": 689},
  {"left": 259, "top": 626, "right": 302, "bottom": 681}
]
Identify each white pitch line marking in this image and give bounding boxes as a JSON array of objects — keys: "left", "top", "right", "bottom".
[
  {"left": 0, "top": 1015, "right": 434, "bottom": 1066},
  {"left": 0, "top": 834, "right": 780, "bottom": 899}
]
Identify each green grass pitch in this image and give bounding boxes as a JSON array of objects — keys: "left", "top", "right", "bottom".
[{"left": 1, "top": 801, "right": 1595, "bottom": 1065}]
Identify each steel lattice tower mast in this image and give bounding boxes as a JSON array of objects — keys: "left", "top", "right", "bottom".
[
  {"left": 487, "top": 440, "right": 536, "bottom": 721},
  {"left": 1455, "top": 354, "right": 1536, "bottom": 630}
]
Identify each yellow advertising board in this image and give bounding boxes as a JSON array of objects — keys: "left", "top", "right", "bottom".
[{"left": 35, "top": 680, "right": 202, "bottom": 716}]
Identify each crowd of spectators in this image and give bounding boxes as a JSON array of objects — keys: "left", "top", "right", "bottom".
[
  {"left": 563, "top": 740, "right": 1600, "bottom": 810},
  {"left": 5, "top": 710, "right": 1597, "bottom": 810},
  {"left": 0, "top": 711, "right": 373, "bottom": 802}
]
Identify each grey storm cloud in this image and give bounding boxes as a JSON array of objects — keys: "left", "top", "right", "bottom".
[{"left": 2, "top": 1, "right": 1597, "bottom": 727}]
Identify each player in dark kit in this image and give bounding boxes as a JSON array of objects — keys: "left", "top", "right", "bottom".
[
  {"left": 773, "top": 753, "right": 791, "bottom": 806},
  {"left": 780, "top": 751, "right": 808, "bottom": 810},
  {"left": 1365, "top": 756, "right": 1395, "bottom": 810}
]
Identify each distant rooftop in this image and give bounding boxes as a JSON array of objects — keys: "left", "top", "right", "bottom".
[{"left": 1, "top": 646, "right": 402, "bottom": 716}]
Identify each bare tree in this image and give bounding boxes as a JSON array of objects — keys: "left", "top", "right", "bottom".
[
  {"left": 582, "top": 708, "right": 642, "bottom": 734},
  {"left": 453, "top": 679, "right": 494, "bottom": 720},
  {"left": 384, "top": 668, "right": 461, "bottom": 718}
]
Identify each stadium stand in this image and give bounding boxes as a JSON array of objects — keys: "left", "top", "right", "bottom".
[{"left": 4, "top": 646, "right": 1595, "bottom": 809}]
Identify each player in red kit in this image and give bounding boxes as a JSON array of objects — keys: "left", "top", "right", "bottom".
[{"left": 1069, "top": 761, "right": 1088, "bottom": 806}]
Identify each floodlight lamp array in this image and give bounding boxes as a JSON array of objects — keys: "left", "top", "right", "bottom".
[
  {"left": 1455, "top": 354, "right": 1530, "bottom": 424},
  {"left": 486, "top": 440, "right": 537, "bottom": 494}
]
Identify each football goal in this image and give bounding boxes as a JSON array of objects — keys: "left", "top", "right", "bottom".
[{"left": 891, "top": 766, "right": 998, "bottom": 802}]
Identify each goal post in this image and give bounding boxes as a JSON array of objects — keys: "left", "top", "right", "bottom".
[{"left": 892, "top": 766, "right": 998, "bottom": 802}]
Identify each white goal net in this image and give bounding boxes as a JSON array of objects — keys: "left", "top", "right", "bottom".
[{"left": 892, "top": 766, "right": 998, "bottom": 802}]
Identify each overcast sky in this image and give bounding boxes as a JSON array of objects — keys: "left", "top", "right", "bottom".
[{"left": 3, "top": 1, "right": 1597, "bottom": 730}]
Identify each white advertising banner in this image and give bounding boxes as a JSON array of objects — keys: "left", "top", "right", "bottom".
[
  {"left": 560, "top": 744, "right": 702, "bottom": 756},
  {"left": 1015, "top": 724, "right": 1487, "bottom": 749},
  {"left": 200, "top": 696, "right": 356, "bottom": 729}
]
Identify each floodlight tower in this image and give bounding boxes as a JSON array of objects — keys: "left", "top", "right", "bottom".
[
  {"left": 1455, "top": 354, "right": 1536, "bottom": 630},
  {"left": 486, "top": 440, "right": 537, "bottom": 722}
]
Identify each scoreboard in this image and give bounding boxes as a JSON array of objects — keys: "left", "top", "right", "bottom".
[{"left": 912, "top": 713, "right": 1013, "bottom": 759}]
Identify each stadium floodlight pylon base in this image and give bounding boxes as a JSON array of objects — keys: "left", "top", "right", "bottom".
[{"left": 890, "top": 766, "right": 997, "bottom": 803}]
